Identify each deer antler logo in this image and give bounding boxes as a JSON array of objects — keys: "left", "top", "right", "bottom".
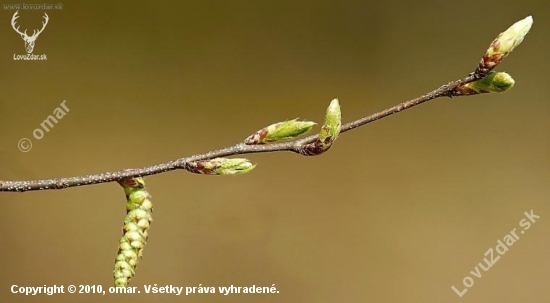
[{"left": 11, "top": 10, "right": 49, "bottom": 54}]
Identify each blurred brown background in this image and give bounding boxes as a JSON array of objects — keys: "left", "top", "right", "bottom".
[{"left": 1, "top": 0, "right": 549, "bottom": 302}]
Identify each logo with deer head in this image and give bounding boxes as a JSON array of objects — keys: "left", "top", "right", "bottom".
[{"left": 11, "top": 10, "right": 49, "bottom": 53}]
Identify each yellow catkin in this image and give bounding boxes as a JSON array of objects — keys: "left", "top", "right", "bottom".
[{"left": 113, "top": 177, "right": 153, "bottom": 287}]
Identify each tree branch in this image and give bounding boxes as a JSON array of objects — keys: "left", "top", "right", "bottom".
[
  {"left": 0, "top": 15, "right": 534, "bottom": 193},
  {"left": 0, "top": 75, "right": 476, "bottom": 193}
]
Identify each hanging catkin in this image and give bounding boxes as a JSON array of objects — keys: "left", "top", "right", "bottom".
[{"left": 113, "top": 177, "right": 153, "bottom": 287}]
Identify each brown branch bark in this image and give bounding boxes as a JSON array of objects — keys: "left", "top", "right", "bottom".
[{"left": 0, "top": 74, "right": 478, "bottom": 192}]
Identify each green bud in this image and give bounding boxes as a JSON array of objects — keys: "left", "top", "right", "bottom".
[
  {"left": 300, "top": 99, "right": 342, "bottom": 156},
  {"left": 453, "top": 72, "right": 515, "bottom": 96},
  {"left": 213, "top": 158, "right": 256, "bottom": 175},
  {"left": 319, "top": 99, "right": 341, "bottom": 143},
  {"left": 113, "top": 177, "right": 153, "bottom": 287},
  {"left": 186, "top": 158, "right": 256, "bottom": 175},
  {"left": 244, "top": 118, "right": 316, "bottom": 144},
  {"left": 476, "top": 16, "right": 533, "bottom": 75}
]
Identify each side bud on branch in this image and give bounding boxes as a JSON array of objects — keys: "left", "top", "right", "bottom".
[
  {"left": 244, "top": 118, "right": 316, "bottom": 144},
  {"left": 185, "top": 158, "right": 256, "bottom": 175},
  {"left": 453, "top": 72, "right": 515, "bottom": 96},
  {"left": 476, "top": 16, "right": 533, "bottom": 76},
  {"left": 300, "top": 99, "right": 341, "bottom": 156},
  {"left": 113, "top": 177, "right": 153, "bottom": 287}
]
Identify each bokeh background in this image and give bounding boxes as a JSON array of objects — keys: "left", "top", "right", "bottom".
[{"left": 1, "top": 1, "right": 549, "bottom": 302}]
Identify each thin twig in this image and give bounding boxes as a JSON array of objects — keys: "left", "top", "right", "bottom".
[
  {"left": 2, "top": 15, "right": 534, "bottom": 192},
  {"left": 0, "top": 74, "right": 477, "bottom": 193}
]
